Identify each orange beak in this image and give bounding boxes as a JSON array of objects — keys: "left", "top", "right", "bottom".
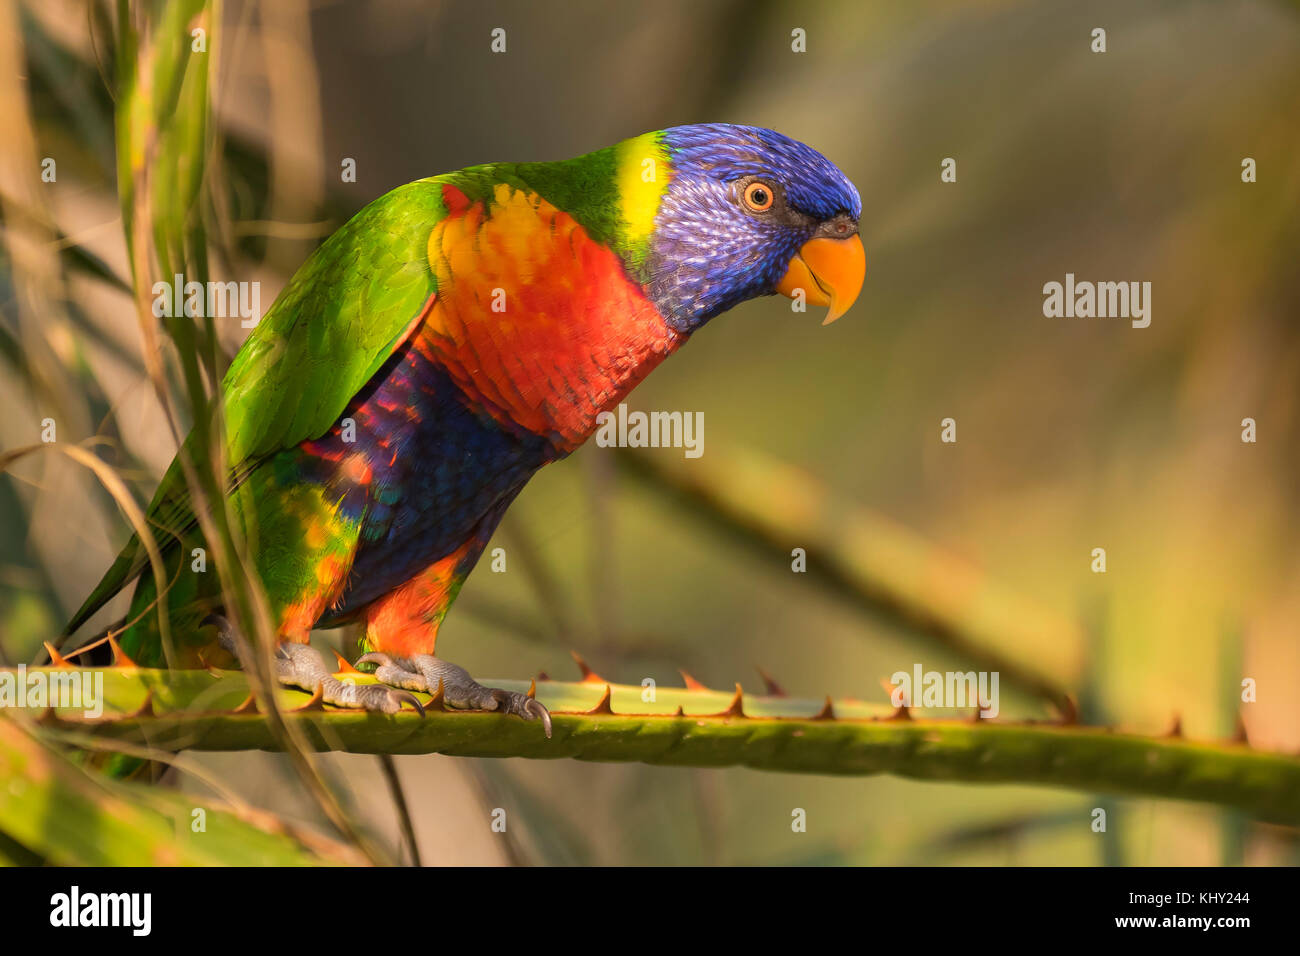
[{"left": 774, "top": 234, "right": 866, "bottom": 325}]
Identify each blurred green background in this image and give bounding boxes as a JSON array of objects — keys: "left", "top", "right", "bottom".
[{"left": 1, "top": 0, "right": 1298, "bottom": 864}]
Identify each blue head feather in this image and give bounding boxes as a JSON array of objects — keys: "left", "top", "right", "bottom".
[{"left": 646, "top": 124, "right": 861, "bottom": 332}]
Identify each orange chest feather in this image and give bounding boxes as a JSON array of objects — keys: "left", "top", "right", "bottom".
[{"left": 418, "top": 184, "right": 681, "bottom": 451}]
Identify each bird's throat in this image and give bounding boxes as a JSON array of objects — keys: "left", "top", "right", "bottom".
[{"left": 422, "top": 184, "right": 683, "bottom": 453}]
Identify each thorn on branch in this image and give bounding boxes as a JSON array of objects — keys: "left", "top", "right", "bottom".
[
  {"left": 332, "top": 650, "right": 361, "bottom": 675},
  {"left": 570, "top": 650, "right": 606, "bottom": 684},
  {"left": 290, "top": 685, "right": 325, "bottom": 712},
  {"left": 425, "top": 678, "right": 447, "bottom": 711},
  {"left": 108, "top": 633, "right": 138, "bottom": 668},
  {"left": 757, "top": 667, "right": 786, "bottom": 697},
  {"left": 1057, "top": 694, "right": 1079, "bottom": 725},
  {"left": 229, "top": 692, "right": 259, "bottom": 715},
  {"left": 584, "top": 684, "right": 614, "bottom": 715},
  {"left": 679, "top": 669, "right": 710, "bottom": 691},
  {"left": 714, "top": 684, "right": 745, "bottom": 718},
  {"left": 43, "top": 642, "right": 73, "bottom": 669},
  {"left": 1234, "top": 714, "right": 1250, "bottom": 746}
]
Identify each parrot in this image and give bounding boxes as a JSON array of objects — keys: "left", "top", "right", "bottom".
[{"left": 63, "top": 124, "right": 865, "bottom": 735}]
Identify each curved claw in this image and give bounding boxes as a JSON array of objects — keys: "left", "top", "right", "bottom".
[
  {"left": 391, "top": 689, "right": 426, "bottom": 718},
  {"left": 487, "top": 688, "right": 552, "bottom": 738},
  {"left": 499, "top": 697, "right": 551, "bottom": 738},
  {"left": 525, "top": 697, "right": 553, "bottom": 739},
  {"left": 355, "top": 652, "right": 394, "bottom": 669}
]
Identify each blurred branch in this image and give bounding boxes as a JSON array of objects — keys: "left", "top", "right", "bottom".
[
  {"left": 376, "top": 754, "right": 421, "bottom": 867},
  {"left": 905, "top": 808, "right": 1084, "bottom": 864},
  {"left": 0, "top": 711, "right": 362, "bottom": 865},
  {"left": 617, "top": 446, "right": 1079, "bottom": 717},
  {"left": 22, "top": 664, "right": 1300, "bottom": 826}
]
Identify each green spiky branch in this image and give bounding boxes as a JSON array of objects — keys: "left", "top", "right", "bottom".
[{"left": 11, "top": 659, "right": 1299, "bottom": 826}]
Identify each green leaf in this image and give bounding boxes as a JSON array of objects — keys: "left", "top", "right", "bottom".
[{"left": 0, "top": 711, "right": 360, "bottom": 865}]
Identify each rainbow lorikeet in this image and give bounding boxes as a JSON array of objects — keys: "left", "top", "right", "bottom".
[{"left": 65, "top": 124, "right": 865, "bottom": 734}]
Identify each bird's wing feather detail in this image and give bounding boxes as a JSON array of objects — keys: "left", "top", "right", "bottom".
[{"left": 65, "top": 180, "right": 450, "bottom": 636}]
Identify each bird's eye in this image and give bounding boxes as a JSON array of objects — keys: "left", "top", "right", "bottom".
[{"left": 742, "top": 181, "right": 775, "bottom": 212}]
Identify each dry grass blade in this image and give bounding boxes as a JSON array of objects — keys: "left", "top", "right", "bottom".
[
  {"left": 108, "top": 0, "right": 389, "bottom": 865},
  {"left": 0, "top": 442, "right": 174, "bottom": 665}
]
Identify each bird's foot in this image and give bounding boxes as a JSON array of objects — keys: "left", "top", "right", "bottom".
[
  {"left": 207, "top": 615, "right": 424, "bottom": 715},
  {"left": 357, "top": 652, "right": 552, "bottom": 738}
]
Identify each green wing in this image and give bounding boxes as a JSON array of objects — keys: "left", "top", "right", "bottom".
[{"left": 65, "top": 179, "right": 450, "bottom": 636}]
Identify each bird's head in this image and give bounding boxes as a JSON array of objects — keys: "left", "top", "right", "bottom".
[{"left": 615, "top": 124, "right": 865, "bottom": 333}]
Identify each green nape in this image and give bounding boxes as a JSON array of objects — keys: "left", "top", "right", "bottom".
[{"left": 469, "top": 129, "right": 670, "bottom": 282}]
